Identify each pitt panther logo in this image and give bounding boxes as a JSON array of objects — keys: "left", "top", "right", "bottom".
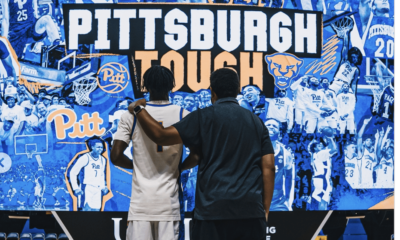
[
  {"left": 96, "top": 62, "right": 130, "bottom": 94},
  {"left": 265, "top": 53, "right": 303, "bottom": 90}
]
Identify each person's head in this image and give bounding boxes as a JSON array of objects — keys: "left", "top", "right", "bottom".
[
  {"left": 184, "top": 95, "right": 195, "bottom": 109},
  {"left": 59, "top": 97, "right": 66, "bottom": 106},
  {"left": 37, "top": 103, "right": 47, "bottom": 116},
  {"left": 18, "top": 91, "right": 27, "bottom": 102},
  {"left": 52, "top": 95, "right": 59, "bottom": 105},
  {"left": 385, "top": 146, "right": 394, "bottom": 158},
  {"left": 363, "top": 137, "right": 373, "bottom": 148},
  {"left": 142, "top": 65, "right": 175, "bottom": 100},
  {"left": 88, "top": 138, "right": 104, "bottom": 156},
  {"left": 38, "top": 89, "right": 47, "bottom": 99},
  {"left": 321, "top": 77, "right": 330, "bottom": 89},
  {"left": 43, "top": 95, "right": 51, "bottom": 106},
  {"left": 342, "top": 83, "right": 350, "bottom": 93},
  {"left": 264, "top": 118, "right": 281, "bottom": 140},
  {"left": 372, "top": 0, "right": 390, "bottom": 16},
  {"left": 21, "top": 101, "right": 33, "bottom": 117},
  {"left": 242, "top": 85, "right": 261, "bottom": 106},
  {"left": 3, "top": 118, "right": 14, "bottom": 131},
  {"left": 210, "top": 68, "right": 240, "bottom": 103},
  {"left": 344, "top": 141, "right": 357, "bottom": 158},
  {"left": 348, "top": 47, "right": 363, "bottom": 66},
  {"left": 5, "top": 96, "right": 16, "bottom": 108},
  {"left": 309, "top": 76, "right": 320, "bottom": 88},
  {"left": 276, "top": 89, "right": 287, "bottom": 98},
  {"left": 199, "top": 90, "right": 211, "bottom": 104},
  {"left": 173, "top": 94, "right": 184, "bottom": 106}
]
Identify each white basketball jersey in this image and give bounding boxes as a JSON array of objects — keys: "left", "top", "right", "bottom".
[
  {"left": 293, "top": 86, "right": 308, "bottom": 110},
  {"left": 114, "top": 101, "right": 189, "bottom": 221},
  {"left": 304, "top": 88, "right": 326, "bottom": 117},
  {"left": 266, "top": 97, "right": 293, "bottom": 123},
  {"left": 376, "top": 157, "right": 394, "bottom": 188},
  {"left": 345, "top": 156, "right": 360, "bottom": 188},
  {"left": 335, "top": 61, "right": 357, "bottom": 84},
  {"left": 83, "top": 153, "right": 106, "bottom": 188},
  {"left": 337, "top": 92, "right": 356, "bottom": 119},
  {"left": 360, "top": 148, "right": 376, "bottom": 188}
]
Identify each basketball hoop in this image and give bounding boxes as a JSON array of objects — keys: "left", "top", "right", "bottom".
[
  {"left": 73, "top": 77, "right": 98, "bottom": 105},
  {"left": 331, "top": 16, "right": 354, "bottom": 39},
  {"left": 365, "top": 75, "right": 393, "bottom": 112},
  {"left": 27, "top": 150, "right": 36, "bottom": 159}
]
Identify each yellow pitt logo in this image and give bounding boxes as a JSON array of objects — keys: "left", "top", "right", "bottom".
[
  {"left": 265, "top": 53, "right": 303, "bottom": 90},
  {"left": 96, "top": 62, "right": 130, "bottom": 94}
]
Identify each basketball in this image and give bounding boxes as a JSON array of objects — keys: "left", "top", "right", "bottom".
[{"left": 321, "top": 127, "right": 334, "bottom": 137}]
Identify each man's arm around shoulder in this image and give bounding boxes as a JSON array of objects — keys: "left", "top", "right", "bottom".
[
  {"left": 129, "top": 99, "right": 183, "bottom": 146},
  {"left": 110, "top": 140, "right": 133, "bottom": 169}
]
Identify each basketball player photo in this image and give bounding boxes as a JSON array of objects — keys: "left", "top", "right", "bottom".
[{"left": 69, "top": 137, "right": 109, "bottom": 211}]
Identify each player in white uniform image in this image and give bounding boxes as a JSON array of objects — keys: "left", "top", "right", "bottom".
[
  {"left": 308, "top": 135, "right": 337, "bottom": 210},
  {"left": 69, "top": 138, "right": 109, "bottom": 211},
  {"left": 357, "top": 117, "right": 377, "bottom": 188},
  {"left": 111, "top": 66, "right": 192, "bottom": 240},
  {"left": 264, "top": 118, "right": 294, "bottom": 211},
  {"left": 374, "top": 125, "right": 393, "bottom": 188},
  {"left": 344, "top": 141, "right": 361, "bottom": 188},
  {"left": 337, "top": 83, "right": 356, "bottom": 134},
  {"left": 290, "top": 75, "right": 309, "bottom": 133},
  {"left": 265, "top": 90, "right": 294, "bottom": 133},
  {"left": 320, "top": 77, "right": 338, "bottom": 133},
  {"left": 303, "top": 76, "right": 332, "bottom": 134},
  {"left": 330, "top": 24, "right": 363, "bottom": 95}
]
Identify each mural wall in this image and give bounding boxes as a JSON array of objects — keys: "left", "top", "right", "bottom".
[{"left": 0, "top": 0, "right": 394, "bottom": 213}]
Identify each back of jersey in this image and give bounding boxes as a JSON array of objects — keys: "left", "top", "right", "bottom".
[{"left": 127, "top": 101, "right": 188, "bottom": 221}]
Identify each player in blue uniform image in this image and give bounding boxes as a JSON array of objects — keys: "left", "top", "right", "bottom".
[
  {"left": 337, "top": 83, "right": 356, "bottom": 134},
  {"left": 265, "top": 118, "right": 294, "bottom": 211},
  {"left": 376, "top": 79, "right": 394, "bottom": 122},
  {"left": 69, "top": 138, "right": 109, "bottom": 211},
  {"left": 291, "top": 0, "right": 324, "bottom": 11},
  {"left": 0, "top": 38, "right": 19, "bottom": 85},
  {"left": 242, "top": 85, "right": 266, "bottom": 120},
  {"left": 1, "top": 0, "right": 62, "bottom": 58},
  {"left": 198, "top": 89, "right": 212, "bottom": 109},
  {"left": 183, "top": 94, "right": 196, "bottom": 112},
  {"left": 172, "top": 93, "right": 184, "bottom": 107},
  {"left": 308, "top": 134, "right": 337, "bottom": 210}
]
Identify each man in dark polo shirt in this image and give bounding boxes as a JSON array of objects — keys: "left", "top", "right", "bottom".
[{"left": 129, "top": 68, "right": 275, "bottom": 240}]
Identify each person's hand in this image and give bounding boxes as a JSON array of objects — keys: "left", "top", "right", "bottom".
[
  {"left": 363, "top": 117, "right": 372, "bottom": 126},
  {"left": 102, "top": 187, "right": 109, "bottom": 195},
  {"left": 379, "top": 127, "right": 385, "bottom": 138},
  {"left": 128, "top": 99, "right": 147, "bottom": 114},
  {"left": 74, "top": 189, "right": 83, "bottom": 196},
  {"left": 386, "top": 125, "right": 392, "bottom": 134}
]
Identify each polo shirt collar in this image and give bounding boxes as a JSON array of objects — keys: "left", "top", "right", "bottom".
[{"left": 214, "top": 97, "right": 239, "bottom": 105}]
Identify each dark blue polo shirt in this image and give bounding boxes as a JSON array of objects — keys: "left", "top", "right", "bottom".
[{"left": 173, "top": 97, "right": 274, "bottom": 220}]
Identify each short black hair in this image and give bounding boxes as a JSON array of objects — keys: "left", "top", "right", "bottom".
[
  {"left": 87, "top": 137, "right": 105, "bottom": 153},
  {"left": 142, "top": 65, "right": 175, "bottom": 96},
  {"left": 210, "top": 68, "right": 239, "bottom": 98},
  {"left": 348, "top": 47, "right": 363, "bottom": 66}
]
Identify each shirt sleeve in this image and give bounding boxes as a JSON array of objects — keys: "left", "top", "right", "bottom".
[
  {"left": 261, "top": 122, "right": 274, "bottom": 156},
  {"left": 113, "top": 111, "right": 134, "bottom": 145},
  {"left": 172, "top": 110, "right": 200, "bottom": 148}
]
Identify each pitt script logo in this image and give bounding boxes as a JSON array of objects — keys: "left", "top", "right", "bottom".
[
  {"left": 96, "top": 62, "right": 130, "bottom": 94},
  {"left": 265, "top": 53, "right": 303, "bottom": 90}
]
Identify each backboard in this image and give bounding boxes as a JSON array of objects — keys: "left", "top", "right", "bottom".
[{"left": 14, "top": 134, "right": 48, "bottom": 158}]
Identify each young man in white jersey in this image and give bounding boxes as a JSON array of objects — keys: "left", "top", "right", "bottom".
[
  {"left": 290, "top": 75, "right": 310, "bottom": 133},
  {"left": 265, "top": 90, "right": 294, "bottom": 133},
  {"left": 320, "top": 78, "right": 338, "bottom": 133},
  {"left": 357, "top": 117, "right": 377, "bottom": 188},
  {"left": 308, "top": 135, "right": 337, "bottom": 210},
  {"left": 344, "top": 141, "right": 361, "bottom": 188},
  {"left": 337, "top": 83, "right": 356, "bottom": 134},
  {"left": 111, "top": 66, "right": 191, "bottom": 240},
  {"left": 374, "top": 125, "right": 393, "bottom": 188},
  {"left": 303, "top": 76, "right": 332, "bottom": 134},
  {"left": 69, "top": 138, "right": 109, "bottom": 211},
  {"left": 329, "top": 27, "right": 362, "bottom": 95}
]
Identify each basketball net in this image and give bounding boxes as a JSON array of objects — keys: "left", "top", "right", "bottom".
[
  {"left": 331, "top": 16, "right": 354, "bottom": 39},
  {"left": 365, "top": 75, "right": 392, "bottom": 113},
  {"left": 27, "top": 150, "right": 36, "bottom": 159},
  {"left": 73, "top": 77, "right": 98, "bottom": 105}
]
